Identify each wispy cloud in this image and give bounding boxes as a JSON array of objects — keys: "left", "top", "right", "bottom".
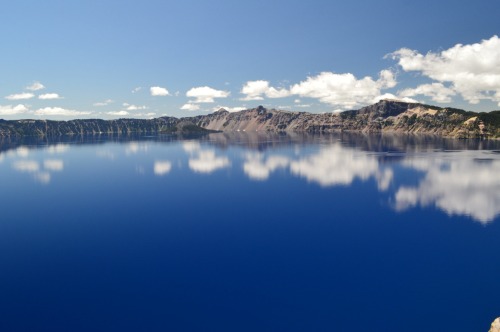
[
  {"left": 34, "top": 107, "right": 91, "bottom": 117},
  {"left": 26, "top": 81, "right": 45, "bottom": 91},
  {"left": 123, "top": 103, "right": 147, "bottom": 111},
  {"left": 5, "top": 92, "right": 35, "bottom": 100},
  {"left": 107, "top": 110, "right": 129, "bottom": 116},
  {"left": 39, "top": 93, "right": 62, "bottom": 100},
  {"left": 93, "top": 99, "right": 114, "bottom": 107}
]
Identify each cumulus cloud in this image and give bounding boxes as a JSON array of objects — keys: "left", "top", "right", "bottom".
[
  {"left": 391, "top": 35, "right": 500, "bottom": 105},
  {"left": 0, "top": 104, "right": 29, "bottom": 115},
  {"left": 34, "top": 107, "right": 91, "bottom": 117},
  {"left": 290, "top": 70, "right": 396, "bottom": 110},
  {"left": 186, "top": 86, "right": 230, "bottom": 103},
  {"left": 154, "top": 161, "right": 172, "bottom": 176},
  {"left": 150, "top": 86, "right": 170, "bottom": 96},
  {"left": 5, "top": 92, "right": 35, "bottom": 100},
  {"left": 181, "top": 103, "right": 200, "bottom": 111},
  {"left": 93, "top": 99, "right": 114, "bottom": 107},
  {"left": 26, "top": 82, "right": 45, "bottom": 91},
  {"left": 398, "top": 83, "right": 456, "bottom": 103},
  {"left": 132, "top": 87, "right": 142, "bottom": 93},
  {"left": 39, "top": 93, "right": 62, "bottom": 100},
  {"left": 240, "top": 80, "right": 291, "bottom": 101}
]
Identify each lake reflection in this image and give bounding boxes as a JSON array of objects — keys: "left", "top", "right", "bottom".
[
  {"left": 1, "top": 133, "right": 500, "bottom": 332},
  {"left": 1, "top": 133, "right": 500, "bottom": 224}
]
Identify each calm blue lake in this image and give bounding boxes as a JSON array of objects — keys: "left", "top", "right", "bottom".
[{"left": 0, "top": 132, "right": 499, "bottom": 332}]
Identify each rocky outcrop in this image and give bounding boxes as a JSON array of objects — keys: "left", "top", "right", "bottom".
[
  {"left": 490, "top": 318, "right": 500, "bottom": 332},
  {"left": 188, "top": 100, "right": 500, "bottom": 139},
  {"left": 1, "top": 100, "right": 499, "bottom": 138},
  {"left": 0, "top": 117, "right": 214, "bottom": 137}
]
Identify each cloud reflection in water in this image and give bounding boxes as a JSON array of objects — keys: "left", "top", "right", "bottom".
[
  {"left": 395, "top": 154, "right": 500, "bottom": 224},
  {"left": 183, "top": 141, "right": 230, "bottom": 174}
]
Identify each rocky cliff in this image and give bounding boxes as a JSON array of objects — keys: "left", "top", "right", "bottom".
[
  {"left": 0, "top": 117, "right": 213, "bottom": 137},
  {"left": 1, "top": 100, "right": 499, "bottom": 138},
  {"left": 188, "top": 100, "right": 500, "bottom": 139}
]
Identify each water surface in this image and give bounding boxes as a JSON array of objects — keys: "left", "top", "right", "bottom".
[{"left": 0, "top": 132, "right": 499, "bottom": 332}]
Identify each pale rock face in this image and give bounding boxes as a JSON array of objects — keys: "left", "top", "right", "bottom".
[{"left": 490, "top": 318, "right": 500, "bottom": 332}]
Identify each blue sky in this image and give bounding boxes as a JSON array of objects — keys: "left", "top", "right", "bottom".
[{"left": 1, "top": 0, "right": 500, "bottom": 120}]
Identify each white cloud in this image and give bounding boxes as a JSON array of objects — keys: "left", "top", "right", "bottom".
[
  {"left": 154, "top": 161, "right": 172, "bottom": 176},
  {"left": 93, "top": 99, "right": 114, "bottom": 107},
  {"left": 186, "top": 86, "right": 230, "bottom": 103},
  {"left": 43, "top": 159, "right": 64, "bottom": 172},
  {"left": 135, "top": 112, "right": 156, "bottom": 118},
  {"left": 398, "top": 83, "right": 456, "bottom": 103},
  {"left": 123, "top": 103, "right": 147, "bottom": 111},
  {"left": 5, "top": 92, "right": 35, "bottom": 100},
  {"left": 391, "top": 35, "right": 500, "bottom": 106},
  {"left": 0, "top": 104, "right": 29, "bottom": 115},
  {"left": 373, "top": 93, "right": 419, "bottom": 104},
  {"left": 34, "top": 107, "right": 91, "bottom": 117},
  {"left": 240, "top": 80, "right": 291, "bottom": 101},
  {"left": 211, "top": 105, "right": 246, "bottom": 113},
  {"left": 289, "top": 70, "right": 396, "bottom": 110},
  {"left": 107, "top": 111, "right": 129, "bottom": 116},
  {"left": 181, "top": 103, "right": 200, "bottom": 111},
  {"left": 39, "top": 93, "right": 62, "bottom": 100},
  {"left": 26, "top": 82, "right": 45, "bottom": 91},
  {"left": 132, "top": 87, "right": 142, "bottom": 93},
  {"left": 395, "top": 153, "right": 500, "bottom": 224},
  {"left": 150, "top": 86, "right": 170, "bottom": 96}
]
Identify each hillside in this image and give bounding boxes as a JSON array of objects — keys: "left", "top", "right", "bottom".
[
  {"left": 0, "top": 100, "right": 499, "bottom": 138},
  {"left": 188, "top": 100, "right": 500, "bottom": 139}
]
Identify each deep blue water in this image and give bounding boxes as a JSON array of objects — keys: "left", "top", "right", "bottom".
[{"left": 0, "top": 132, "right": 499, "bottom": 332}]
